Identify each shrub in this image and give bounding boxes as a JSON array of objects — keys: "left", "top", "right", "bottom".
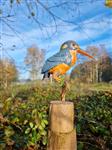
[
  {"left": 0, "top": 84, "right": 112, "bottom": 150},
  {"left": 76, "top": 91, "right": 112, "bottom": 150}
]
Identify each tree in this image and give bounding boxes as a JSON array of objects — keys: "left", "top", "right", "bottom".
[
  {"left": 101, "top": 54, "right": 112, "bottom": 82},
  {"left": 0, "top": 58, "right": 18, "bottom": 88},
  {"left": 70, "top": 45, "right": 112, "bottom": 83},
  {"left": 24, "top": 45, "right": 45, "bottom": 80}
]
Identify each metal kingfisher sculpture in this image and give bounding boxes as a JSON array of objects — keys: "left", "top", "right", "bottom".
[
  {"left": 41, "top": 40, "right": 94, "bottom": 101},
  {"left": 42, "top": 40, "right": 94, "bottom": 82}
]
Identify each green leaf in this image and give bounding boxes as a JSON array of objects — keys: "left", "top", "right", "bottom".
[
  {"left": 25, "top": 128, "right": 30, "bottom": 134},
  {"left": 43, "top": 120, "right": 48, "bottom": 125},
  {"left": 29, "top": 122, "right": 34, "bottom": 128},
  {"left": 42, "top": 137, "right": 47, "bottom": 145},
  {"left": 11, "top": 117, "right": 19, "bottom": 123},
  {"left": 38, "top": 125, "right": 43, "bottom": 130},
  {"left": 41, "top": 121, "right": 45, "bottom": 128},
  {"left": 24, "top": 120, "right": 28, "bottom": 125},
  {"left": 78, "top": 142, "right": 84, "bottom": 149},
  {"left": 5, "top": 126, "right": 15, "bottom": 137}
]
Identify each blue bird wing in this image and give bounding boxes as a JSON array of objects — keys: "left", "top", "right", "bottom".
[{"left": 41, "top": 50, "right": 72, "bottom": 73}]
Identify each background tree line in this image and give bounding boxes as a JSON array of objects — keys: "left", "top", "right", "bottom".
[
  {"left": 0, "top": 44, "right": 112, "bottom": 89},
  {"left": 24, "top": 45, "right": 45, "bottom": 80},
  {"left": 0, "top": 44, "right": 45, "bottom": 88},
  {"left": 0, "top": 58, "right": 18, "bottom": 88},
  {"left": 71, "top": 45, "right": 112, "bottom": 83}
]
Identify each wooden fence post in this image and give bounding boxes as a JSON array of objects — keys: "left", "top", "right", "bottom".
[{"left": 47, "top": 101, "right": 77, "bottom": 150}]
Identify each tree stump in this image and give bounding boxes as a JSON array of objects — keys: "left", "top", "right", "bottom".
[{"left": 47, "top": 101, "right": 77, "bottom": 150}]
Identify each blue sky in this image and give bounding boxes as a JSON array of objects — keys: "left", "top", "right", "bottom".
[{"left": 1, "top": 0, "right": 112, "bottom": 79}]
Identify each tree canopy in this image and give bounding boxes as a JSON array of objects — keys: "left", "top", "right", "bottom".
[
  {"left": 24, "top": 45, "right": 45, "bottom": 80},
  {"left": 71, "top": 45, "right": 112, "bottom": 83},
  {"left": 0, "top": 58, "right": 18, "bottom": 88}
]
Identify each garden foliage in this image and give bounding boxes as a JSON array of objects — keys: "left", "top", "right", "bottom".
[{"left": 0, "top": 84, "right": 112, "bottom": 150}]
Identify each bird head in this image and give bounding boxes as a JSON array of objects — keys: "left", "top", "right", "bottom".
[{"left": 60, "top": 40, "right": 94, "bottom": 59}]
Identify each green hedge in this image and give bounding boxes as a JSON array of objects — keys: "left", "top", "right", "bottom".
[
  {"left": 76, "top": 91, "right": 112, "bottom": 150},
  {"left": 0, "top": 85, "right": 112, "bottom": 150}
]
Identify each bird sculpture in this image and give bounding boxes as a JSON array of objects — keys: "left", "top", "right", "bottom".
[
  {"left": 42, "top": 40, "right": 94, "bottom": 82},
  {"left": 41, "top": 40, "right": 94, "bottom": 101}
]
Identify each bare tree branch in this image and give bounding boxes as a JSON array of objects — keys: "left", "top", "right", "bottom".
[
  {"left": 37, "top": 0, "right": 58, "bottom": 36},
  {"left": 2, "top": 19, "right": 26, "bottom": 46}
]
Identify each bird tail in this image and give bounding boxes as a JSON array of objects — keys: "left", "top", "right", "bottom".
[{"left": 42, "top": 72, "right": 50, "bottom": 80}]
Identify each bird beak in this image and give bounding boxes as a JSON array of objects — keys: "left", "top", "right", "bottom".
[{"left": 77, "top": 49, "right": 94, "bottom": 59}]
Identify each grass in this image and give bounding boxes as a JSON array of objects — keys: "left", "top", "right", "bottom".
[
  {"left": 0, "top": 81, "right": 112, "bottom": 150},
  {"left": 90, "top": 83, "right": 112, "bottom": 91},
  {"left": 1, "top": 81, "right": 112, "bottom": 99}
]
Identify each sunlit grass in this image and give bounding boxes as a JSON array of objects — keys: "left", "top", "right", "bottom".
[{"left": 0, "top": 81, "right": 112, "bottom": 103}]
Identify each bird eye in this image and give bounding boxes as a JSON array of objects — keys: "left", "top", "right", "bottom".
[{"left": 61, "top": 44, "right": 68, "bottom": 49}]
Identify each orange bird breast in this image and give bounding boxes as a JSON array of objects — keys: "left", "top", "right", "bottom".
[
  {"left": 70, "top": 50, "right": 77, "bottom": 66},
  {"left": 49, "top": 50, "right": 77, "bottom": 75},
  {"left": 49, "top": 63, "right": 70, "bottom": 75}
]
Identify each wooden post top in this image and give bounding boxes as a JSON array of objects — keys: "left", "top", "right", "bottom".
[
  {"left": 50, "top": 101, "right": 74, "bottom": 105},
  {"left": 49, "top": 101, "right": 74, "bottom": 133}
]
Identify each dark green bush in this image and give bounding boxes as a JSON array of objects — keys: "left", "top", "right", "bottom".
[
  {"left": 76, "top": 91, "right": 112, "bottom": 150},
  {"left": 0, "top": 84, "right": 112, "bottom": 150}
]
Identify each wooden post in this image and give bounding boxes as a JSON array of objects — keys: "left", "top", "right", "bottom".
[
  {"left": 47, "top": 101, "right": 77, "bottom": 150},
  {"left": 61, "top": 81, "right": 67, "bottom": 101}
]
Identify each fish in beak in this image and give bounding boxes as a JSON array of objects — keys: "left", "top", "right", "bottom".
[{"left": 77, "top": 49, "right": 94, "bottom": 59}]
